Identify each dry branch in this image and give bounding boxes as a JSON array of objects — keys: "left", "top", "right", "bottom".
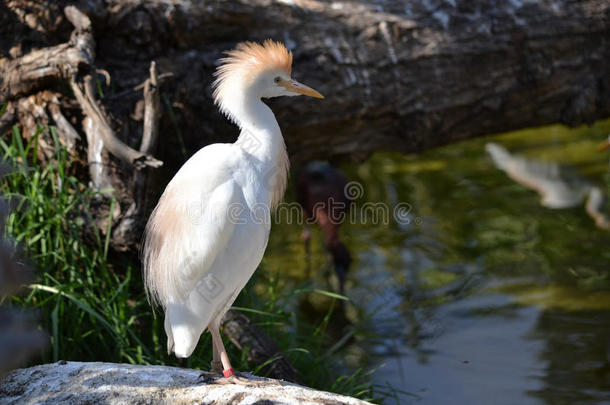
[
  {"left": 0, "top": 5, "right": 163, "bottom": 171},
  {"left": 140, "top": 61, "right": 160, "bottom": 155},
  {"left": 83, "top": 114, "right": 113, "bottom": 193},
  {"left": 47, "top": 96, "right": 80, "bottom": 152},
  {"left": 70, "top": 73, "right": 162, "bottom": 169},
  {"left": 16, "top": 95, "right": 54, "bottom": 159},
  {"left": 0, "top": 6, "right": 93, "bottom": 105},
  {"left": 113, "top": 61, "right": 165, "bottom": 248}
]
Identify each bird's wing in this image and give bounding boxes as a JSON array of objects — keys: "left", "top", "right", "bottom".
[{"left": 142, "top": 144, "right": 244, "bottom": 305}]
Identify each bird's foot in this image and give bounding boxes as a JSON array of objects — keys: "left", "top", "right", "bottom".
[
  {"left": 197, "top": 368, "right": 237, "bottom": 384},
  {"left": 198, "top": 369, "right": 281, "bottom": 386},
  {"left": 224, "top": 372, "right": 282, "bottom": 387}
]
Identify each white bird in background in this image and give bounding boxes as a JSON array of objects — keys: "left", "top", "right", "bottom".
[
  {"left": 142, "top": 40, "right": 323, "bottom": 378},
  {"left": 486, "top": 142, "right": 610, "bottom": 230}
]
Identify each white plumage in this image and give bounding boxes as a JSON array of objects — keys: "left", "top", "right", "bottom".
[{"left": 141, "top": 40, "right": 323, "bottom": 376}]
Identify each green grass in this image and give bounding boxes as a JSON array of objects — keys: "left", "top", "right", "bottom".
[
  {"left": 0, "top": 124, "right": 387, "bottom": 402},
  {"left": 1, "top": 125, "right": 155, "bottom": 365}
]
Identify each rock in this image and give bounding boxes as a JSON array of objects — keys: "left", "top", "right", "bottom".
[{"left": 0, "top": 361, "right": 372, "bottom": 405}]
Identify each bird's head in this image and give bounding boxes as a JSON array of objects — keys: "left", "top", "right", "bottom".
[{"left": 213, "top": 40, "right": 323, "bottom": 120}]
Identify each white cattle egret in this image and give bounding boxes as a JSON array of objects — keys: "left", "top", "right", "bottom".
[{"left": 142, "top": 40, "right": 323, "bottom": 378}]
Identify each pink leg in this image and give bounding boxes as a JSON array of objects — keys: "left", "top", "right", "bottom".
[
  {"left": 204, "top": 319, "right": 280, "bottom": 387},
  {"left": 209, "top": 322, "right": 234, "bottom": 377}
]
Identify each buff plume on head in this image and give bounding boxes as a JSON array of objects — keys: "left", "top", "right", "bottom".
[
  {"left": 214, "top": 40, "right": 293, "bottom": 89},
  {"left": 212, "top": 40, "right": 322, "bottom": 125}
]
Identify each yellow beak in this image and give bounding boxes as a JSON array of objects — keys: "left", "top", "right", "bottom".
[{"left": 281, "top": 79, "right": 324, "bottom": 99}]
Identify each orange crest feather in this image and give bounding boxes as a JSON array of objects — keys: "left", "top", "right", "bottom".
[
  {"left": 213, "top": 40, "right": 293, "bottom": 111},
  {"left": 218, "top": 40, "right": 292, "bottom": 77}
]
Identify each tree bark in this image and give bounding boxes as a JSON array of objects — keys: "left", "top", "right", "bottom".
[
  {"left": 94, "top": 0, "right": 610, "bottom": 163},
  {"left": 1, "top": 0, "right": 608, "bottom": 167}
]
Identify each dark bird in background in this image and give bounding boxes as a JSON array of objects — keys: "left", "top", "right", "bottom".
[{"left": 296, "top": 162, "right": 352, "bottom": 295}]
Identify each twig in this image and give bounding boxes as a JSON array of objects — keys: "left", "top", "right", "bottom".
[
  {"left": 47, "top": 99, "right": 80, "bottom": 152},
  {"left": 113, "top": 61, "right": 164, "bottom": 248},
  {"left": 106, "top": 72, "right": 174, "bottom": 101},
  {"left": 71, "top": 74, "right": 162, "bottom": 169},
  {"left": 83, "top": 114, "right": 113, "bottom": 193},
  {"left": 140, "top": 61, "right": 160, "bottom": 155},
  {"left": 1, "top": 5, "right": 162, "bottom": 170}
]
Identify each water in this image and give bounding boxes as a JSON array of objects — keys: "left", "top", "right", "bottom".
[{"left": 263, "top": 119, "right": 610, "bottom": 404}]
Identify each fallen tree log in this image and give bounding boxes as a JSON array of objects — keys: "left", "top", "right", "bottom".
[
  {"left": 0, "top": 361, "right": 371, "bottom": 405},
  {"left": 90, "top": 0, "right": 610, "bottom": 165},
  {"left": 1, "top": 0, "right": 608, "bottom": 167}
]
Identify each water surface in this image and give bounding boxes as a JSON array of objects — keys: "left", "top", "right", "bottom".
[{"left": 264, "top": 120, "right": 610, "bottom": 404}]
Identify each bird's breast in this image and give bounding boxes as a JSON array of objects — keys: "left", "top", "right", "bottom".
[{"left": 235, "top": 159, "right": 281, "bottom": 207}]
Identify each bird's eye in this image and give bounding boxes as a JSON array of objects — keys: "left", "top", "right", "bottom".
[{"left": 274, "top": 76, "right": 281, "bottom": 84}]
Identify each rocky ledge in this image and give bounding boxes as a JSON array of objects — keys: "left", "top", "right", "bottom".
[{"left": 0, "top": 361, "right": 372, "bottom": 405}]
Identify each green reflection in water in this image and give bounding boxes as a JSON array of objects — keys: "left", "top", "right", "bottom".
[{"left": 263, "top": 119, "right": 610, "bottom": 404}]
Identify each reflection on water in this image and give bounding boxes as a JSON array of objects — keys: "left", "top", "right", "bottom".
[
  {"left": 296, "top": 161, "right": 352, "bottom": 295},
  {"left": 263, "top": 119, "right": 610, "bottom": 404},
  {"left": 486, "top": 142, "right": 609, "bottom": 230}
]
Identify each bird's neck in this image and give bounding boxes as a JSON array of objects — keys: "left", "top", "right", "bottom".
[
  {"left": 232, "top": 96, "right": 289, "bottom": 209},
  {"left": 234, "top": 97, "right": 282, "bottom": 158}
]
